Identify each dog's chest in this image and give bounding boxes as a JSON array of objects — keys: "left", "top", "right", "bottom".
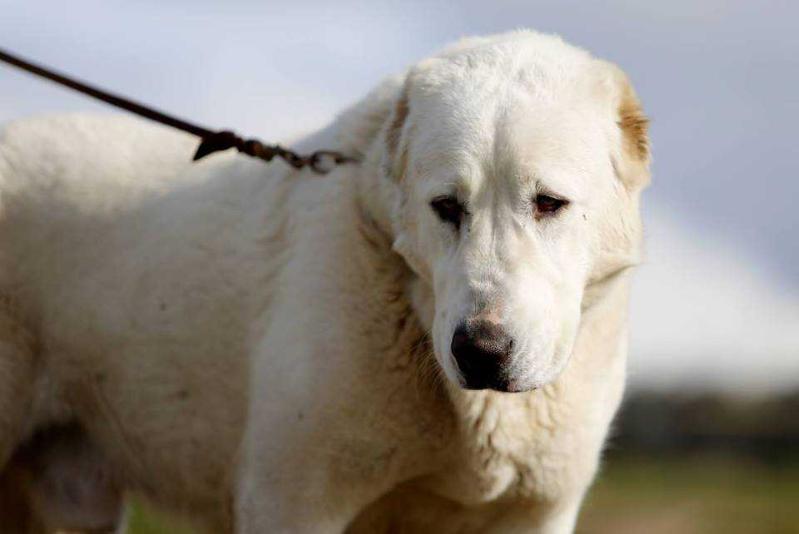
[{"left": 431, "top": 386, "right": 578, "bottom": 504}]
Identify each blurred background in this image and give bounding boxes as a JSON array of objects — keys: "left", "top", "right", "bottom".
[{"left": 2, "top": 1, "right": 797, "bottom": 532}]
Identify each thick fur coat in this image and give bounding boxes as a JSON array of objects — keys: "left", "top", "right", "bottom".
[{"left": 0, "top": 31, "right": 649, "bottom": 533}]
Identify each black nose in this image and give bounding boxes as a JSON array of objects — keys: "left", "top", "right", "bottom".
[{"left": 450, "top": 321, "right": 514, "bottom": 390}]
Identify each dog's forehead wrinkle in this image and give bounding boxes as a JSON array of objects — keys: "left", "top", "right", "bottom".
[
  {"left": 416, "top": 92, "right": 604, "bottom": 204},
  {"left": 428, "top": 99, "right": 604, "bottom": 208},
  {"left": 505, "top": 123, "right": 605, "bottom": 203}
]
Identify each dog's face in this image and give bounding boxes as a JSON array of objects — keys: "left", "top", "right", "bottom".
[{"left": 383, "top": 36, "right": 649, "bottom": 392}]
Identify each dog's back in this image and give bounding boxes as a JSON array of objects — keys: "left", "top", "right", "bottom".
[{"left": 0, "top": 113, "right": 299, "bottom": 529}]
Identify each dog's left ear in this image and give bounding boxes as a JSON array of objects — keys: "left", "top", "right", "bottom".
[
  {"left": 585, "top": 65, "right": 650, "bottom": 297},
  {"left": 605, "top": 65, "right": 651, "bottom": 191},
  {"left": 618, "top": 82, "right": 650, "bottom": 167}
]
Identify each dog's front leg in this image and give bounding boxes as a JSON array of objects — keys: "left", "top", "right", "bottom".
[
  {"left": 235, "top": 411, "right": 396, "bottom": 534},
  {"left": 234, "top": 349, "right": 404, "bottom": 534},
  {"left": 483, "top": 497, "right": 585, "bottom": 534},
  {"left": 236, "top": 463, "right": 356, "bottom": 534}
]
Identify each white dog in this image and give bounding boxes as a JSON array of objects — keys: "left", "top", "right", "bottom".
[{"left": 0, "top": 30, "right": 649, "bottom": 533}]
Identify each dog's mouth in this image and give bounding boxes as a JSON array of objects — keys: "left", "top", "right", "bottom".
[
  {"left": 448, "top": 349, "right": 538, "bottom": 392},
  {"left": 456, "top": 368, "right": 538, "bottom": 393},
  {"left": 460, "top": 376, "right": 535, "bottom": 393}
]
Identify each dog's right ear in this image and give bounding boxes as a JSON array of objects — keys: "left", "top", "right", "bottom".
[
  {"left": 377, "top": 75, "right": 432, "bottom": 281},
  {"left": 382, "top": 77, "right": 412, "bottom": 182}
]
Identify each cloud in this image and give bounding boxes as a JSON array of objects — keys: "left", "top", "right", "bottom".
[{"left": 629, "top": 207, "right": 799, "bottom": 394}]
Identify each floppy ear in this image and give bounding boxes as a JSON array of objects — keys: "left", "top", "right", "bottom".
[
  {"left": 374, "top": 74, "right": 435, "bottom": 281},
  {"left": 584, "top": 66, "right": 650, "bottom": 298},
  {"left": 618, "top": 85, "right": 649, "bottom": 164},
  {"left": 382, "top": 77, "right": 412, "bottom": 182},
  {"left": 610, "top": 68, "right": 651, "bottom": 191}
]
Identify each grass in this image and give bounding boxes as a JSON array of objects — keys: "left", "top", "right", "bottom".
[
  {"left": 578, "top": 454, "right": 799, "bottom": 534},
  {"left": 128, "top": 454, "right": 798, "bottom": 533},
  {"left": 126, "top": 500, "right": 196, "bottom": 534}
]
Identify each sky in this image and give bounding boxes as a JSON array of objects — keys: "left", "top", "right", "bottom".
[{"left": 1, "top": 0, "right": 797, "bottom": 393}]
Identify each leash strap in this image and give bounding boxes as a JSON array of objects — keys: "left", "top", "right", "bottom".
[{"left": 0, "top": 47, "right": 356, "bottom": 173}]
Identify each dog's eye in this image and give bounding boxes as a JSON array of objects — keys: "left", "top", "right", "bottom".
[
  {"left": 430, "top": 196, "right": 464, "bottom": 229},
  {"left": 534, "top": 194, "right": 569, "bottom": 217}
]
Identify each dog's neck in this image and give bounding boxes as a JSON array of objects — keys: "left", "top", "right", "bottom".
[{"left": 351, "top": 154, "right": 398, "bottom": 244}]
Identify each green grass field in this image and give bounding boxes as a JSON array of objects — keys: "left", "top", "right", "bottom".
[
  {"left": 128, "top": 454, "right": 798, "bottom": 534},
  {"left": 579, "top": 455, "right": 798, "bottom": 534},
  {"left": 126, "top": 502, "right": 196, "bottom": 534}
]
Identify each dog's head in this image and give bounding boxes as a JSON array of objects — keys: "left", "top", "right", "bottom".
[{"left": 377, "top": 32, "right": 650, "bottom": 392}]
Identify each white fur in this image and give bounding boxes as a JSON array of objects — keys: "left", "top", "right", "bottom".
[{"left": 0, "top": 31, "right": 648, "bottom": 533}]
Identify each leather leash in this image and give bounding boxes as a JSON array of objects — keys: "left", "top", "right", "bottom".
[{"left": 0, "top": 47, "right": 358, "bottom": 173}]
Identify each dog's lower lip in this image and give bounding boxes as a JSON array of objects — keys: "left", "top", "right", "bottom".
[
  {"left": 460, "top": 377, "right": 489, "bottom": 390},
  {"left": 501, "top": 382, "right": 537, "bottom": 393},
  {"left": 493, "top": 378, "right": 538, "bottom": 393},
  {"left": 460, "top": 376, "right": 534, "bottom": 393}
]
